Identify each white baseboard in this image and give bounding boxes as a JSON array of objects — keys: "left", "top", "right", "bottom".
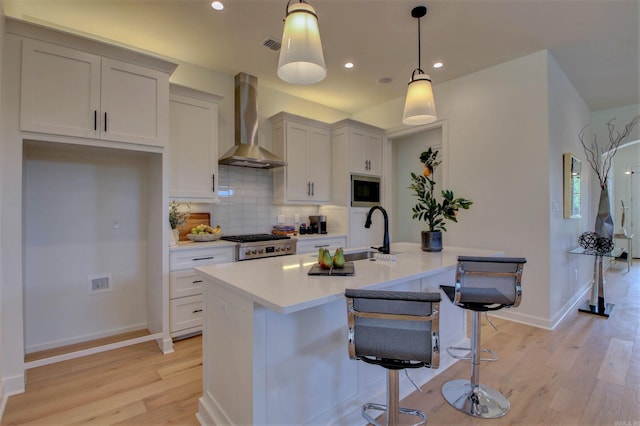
[
  {"left": 24, "top": 332, "right": 164, "bottom": 369},
  {"left": 25, "top": 322, "right": 148, "bottom": 354},
  {"left": 0, "top": 382, "right": 7, "bottom": 424},
  {"left": 491, "top": 281, "right": 591, "bottom": 330}
]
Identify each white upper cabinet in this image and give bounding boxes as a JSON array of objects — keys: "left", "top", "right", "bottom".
[
  {"left": 331, "top": 119, "right": 385, "bottom": 206},
  {"left": 169, "top": 85, "right": 222, "bottom": 203},
  {"left": 20, "top": 39, "right": 169, "bottom": 147},
  {"left": 271, "top": 112, "right": 331, "bottom": 204},
  {"left": 332, "top": 120, "right": 383, "bottom": 177},
  {"left": 348, "top": 127, "right": 383, "bottom": 176}
]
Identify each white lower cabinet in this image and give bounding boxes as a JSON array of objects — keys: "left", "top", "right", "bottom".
[
  {"left": 169, "top": 245, "right": 234, "bottom": 338},
  {"left": 296, "top": 236, "right": 348, "bottom": 254}
]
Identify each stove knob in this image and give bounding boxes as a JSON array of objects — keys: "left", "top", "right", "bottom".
[{"left": 258, "top": 248, "right": 264, "bottom": 254}]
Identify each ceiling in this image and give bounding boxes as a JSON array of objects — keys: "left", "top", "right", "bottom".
[{"left": 4, "top": 0, "right": 639, "bottom": 114}]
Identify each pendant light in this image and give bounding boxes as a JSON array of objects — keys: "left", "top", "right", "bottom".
[
  {"left": 402, "top": 5, "right": 437, "bottom": 125},
  {"left": 277, "top": 0, "right": 326, "bottom": 85}
]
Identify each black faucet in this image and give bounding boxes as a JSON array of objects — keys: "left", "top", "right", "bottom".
[{"left": 365, "top": 205, "right": 390, "bottom": 254}]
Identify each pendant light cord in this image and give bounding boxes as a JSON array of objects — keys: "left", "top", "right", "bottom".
[{"left": 417, "top": 14, "right": 422, "bottom": 73}]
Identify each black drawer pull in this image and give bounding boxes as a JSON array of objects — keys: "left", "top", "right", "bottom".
[
  {"left": 192, "top": 309, "right": 203, "bottom": 314},
  {"left": 314, "top": 244, "right": 330, "bottom": 248},
  {"left": 104, "top": 112, "right": 107, "bottom": 132},
  {"left": 192, "top": 256, "right": 214, "bottom": 261},
  {"left": 192, "top": 280, "right": 203, "bottom": 284}
]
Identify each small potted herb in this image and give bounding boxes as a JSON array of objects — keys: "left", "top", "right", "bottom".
[{"left": 169, "top": 201, "right": 190, "bottom": 241}]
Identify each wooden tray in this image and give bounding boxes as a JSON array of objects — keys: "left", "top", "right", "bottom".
[
  {"left": 308, "top": 262, "right": 355, "bottom": 276},
  {"left": 176, "top": 213, "right": 210, "bottom": 241}
]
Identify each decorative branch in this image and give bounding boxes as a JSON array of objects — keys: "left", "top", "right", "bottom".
[{"left": 579, "top": 115, "right": 640, "bottom": 189}]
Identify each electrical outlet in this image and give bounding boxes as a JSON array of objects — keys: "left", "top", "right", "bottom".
[{"left": 88, "top": 274, "right": 112, "bottom": 294}]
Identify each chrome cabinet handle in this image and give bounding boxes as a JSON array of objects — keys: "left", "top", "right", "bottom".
[{"left": 192, "top": 256, "right": 214, "bottom": 261}]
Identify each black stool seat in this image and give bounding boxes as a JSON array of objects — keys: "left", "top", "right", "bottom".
[{"left": 345, "top": 288, "right": 441, "bottom": 426}]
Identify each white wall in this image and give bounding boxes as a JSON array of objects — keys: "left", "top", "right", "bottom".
[
  {"left": 356, "top": 50, "right": 595, "bottom": 328},
  {"left": 390, "top": 127, "right": 442, "bottom": 243},
  {"left": 0, "top": 0, "right": 6, "bottom": 418},
  {"left": 23, "top": 143, "right": 152, "bottom": 352},
  {"left": 546, "top": 53, "right": 594, "bottom": 324}
]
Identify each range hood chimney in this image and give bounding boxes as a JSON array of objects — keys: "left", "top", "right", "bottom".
[{"left": 219, "top": 73, "right": 287, "bottom": 169}]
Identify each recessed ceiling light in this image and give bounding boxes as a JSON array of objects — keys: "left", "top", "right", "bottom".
[
  {"left": 344, "top": 62, "right": 354, "bottom": 69},
  {"left": 433, "top": 62, "right": 443, "bottom": 69},
  {"left": 211, "top": 1, "right": 224, "bottom": 10}
]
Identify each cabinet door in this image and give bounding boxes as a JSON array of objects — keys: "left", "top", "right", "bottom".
[
  {"left": 101, "top": 58, "right": 168, "bottom": 146},
  {"left": 348, "top": 128, "right": 369, "bottom": 174},
  {"left": 307, "top": 126, "right": 331, "bottom": 202},
  {"left": 366, "top": 132, "right": 383, "bottom": 176},
  {"left": 169, "top": 93, "right": 219, "bottom": 202},
  {"left": 285, "top": 122, "right": 312, "bottom": 201},
  {"left": 349, "top": 128, "right": 382, "bottom": 176},
  {"left": 20, "top": 39, "right": 101, "bottom": 138}
]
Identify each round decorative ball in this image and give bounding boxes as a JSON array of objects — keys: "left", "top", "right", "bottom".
[
  {"left": 578, "top": 232, "right": 599, "bottom": 251},
  {"left": 594, "top": 237, "right": 614, "bottom": 254}
]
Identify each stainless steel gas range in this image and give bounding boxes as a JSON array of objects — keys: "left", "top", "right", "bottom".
[{"left": 220, "top": 234, "right": 297, "bottom": 261}]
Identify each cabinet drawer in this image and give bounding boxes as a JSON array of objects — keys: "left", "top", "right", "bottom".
[
  {"left": 170, "top": 246, "right": 234, "bottom": 270},
  {"left": 170, "top": 269, "right": 204, "bottom": 298},
  {"left": 296, "top": 237, "right": 348, "bottom": 254},
  {"left": 170, "top": 295, "right": 203, "bottom": 332}
]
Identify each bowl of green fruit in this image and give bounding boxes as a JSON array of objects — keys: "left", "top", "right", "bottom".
[{"left": 187, "top": 224, "right": 223, "bottom": 242}]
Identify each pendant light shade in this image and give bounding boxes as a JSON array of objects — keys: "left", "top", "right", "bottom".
[
  {"left": 402, "top": 6, "right": 437, "bottom": 126},
  {"left": 403, "top": 72, "right": 436, "bottom": 125},
  {"left": 277, "top": 1, "right": 326, "bottom": 85}
]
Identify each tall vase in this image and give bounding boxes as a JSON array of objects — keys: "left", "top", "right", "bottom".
[{"left": 595, "top": 187, "right": 614, "bottom": 239}]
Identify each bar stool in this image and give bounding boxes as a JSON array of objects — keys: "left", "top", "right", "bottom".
[
  {"left": 345, "top": 289, "right": 441, "bottom": 426},
  {"left": 440, "top": 256, "right": 526, "bottom": 419}
]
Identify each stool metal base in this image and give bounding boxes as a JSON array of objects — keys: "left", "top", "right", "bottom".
[
  {"left": 442, "top": 379, "right": 510, "bottom": 419},
  {"left": 362, "top": 402, "right": 426, "bottom": 426}
]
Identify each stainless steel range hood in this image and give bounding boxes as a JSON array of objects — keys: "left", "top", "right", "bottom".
[{"left": 219, "top": 73, "right": 287, "bottom": 169}]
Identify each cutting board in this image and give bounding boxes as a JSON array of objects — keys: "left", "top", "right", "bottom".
[
  {"left": 308, "top": 262, "right": 355, "bottom": 276},
  {"left": 176, "top": 213, "right": 210, "bottom": 241}
]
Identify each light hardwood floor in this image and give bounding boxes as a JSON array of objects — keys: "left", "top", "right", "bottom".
[{"left": 2, "top": 260, "right": 639, "bottom": 425}]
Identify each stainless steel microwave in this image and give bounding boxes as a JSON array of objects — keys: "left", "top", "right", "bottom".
[{"left": 351, "top": 174, "right": 381, "bottom": 207}]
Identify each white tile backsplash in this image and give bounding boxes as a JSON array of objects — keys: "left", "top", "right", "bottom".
[{"left": 212, "top": 165, "right": 320, "bottom": 234}]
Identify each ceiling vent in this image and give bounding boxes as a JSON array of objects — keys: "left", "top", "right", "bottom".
[{"left": 262, "top": 37, "right": 281, "bottom": 51}]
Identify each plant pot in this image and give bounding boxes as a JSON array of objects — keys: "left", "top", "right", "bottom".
[{"left": 421, "top": 230, "right": 442, "bottom": 252}]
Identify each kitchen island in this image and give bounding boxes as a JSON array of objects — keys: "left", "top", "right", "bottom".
[{"left": 195, "top": 243, "right": 501, "bottom": 425}]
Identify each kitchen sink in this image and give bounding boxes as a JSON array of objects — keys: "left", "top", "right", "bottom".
[{"left": 343, "top": 249, "right": 376, "bottom": 262}]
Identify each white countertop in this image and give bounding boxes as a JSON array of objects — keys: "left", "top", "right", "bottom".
[{"left": 196, "top": 243, "right": 501, "bottom": 314}]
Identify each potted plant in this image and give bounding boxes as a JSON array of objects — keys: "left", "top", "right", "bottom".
[
  {"left": 408, "top": 147, "right": 473, "bottom": 252},
  {"left": 169, "top": 201, "right": 190, "bottom": 241}
]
